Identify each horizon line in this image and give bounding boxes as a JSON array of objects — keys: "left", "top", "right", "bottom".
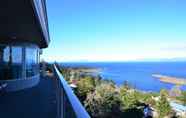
[{"left": 44, "top": 60, "right": 186, "bottom": 63}]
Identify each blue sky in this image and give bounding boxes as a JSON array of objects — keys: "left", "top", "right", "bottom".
[{"left": 42, "top": 0, "right": 186, "bottom": 62}]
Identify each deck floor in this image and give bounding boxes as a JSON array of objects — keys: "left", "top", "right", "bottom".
[{"left": 0, "top": 76, "right": 57, "bottom": 118}]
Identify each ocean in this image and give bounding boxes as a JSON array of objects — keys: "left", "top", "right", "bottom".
[{"left": 61, "top": 62, "right": 186, "bottom": 92}]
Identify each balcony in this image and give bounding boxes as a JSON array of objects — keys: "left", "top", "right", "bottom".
[{"left": 0, "top": 64, "right": 90, "bottom": 118}]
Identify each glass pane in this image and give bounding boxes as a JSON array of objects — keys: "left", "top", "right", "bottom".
[
  {"left": 11, "top": 47, "right": 23, "bottom": 79},
  {"left": 26, "top": 47, "right": 39, "bottom": 77},
  {"left": 0, "top": 46, "right": 10, "bottom": 80},
  {"left": 0, "top": 45, "right": 23, "bottom": 80}
]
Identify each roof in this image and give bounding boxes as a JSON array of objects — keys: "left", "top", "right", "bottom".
[
  {"left": 31, "top": 0, "right": 50, "bottom": 48},
  {"left": 170, "top": 102, "right": 186, "bottom": 112},
  {"left": 0, "top": 0, "right": 50, "bottom": 48}
]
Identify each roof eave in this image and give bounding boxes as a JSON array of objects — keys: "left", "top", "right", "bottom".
[{"left": 30, "top": 0, "right": 50, "bottom": 48}]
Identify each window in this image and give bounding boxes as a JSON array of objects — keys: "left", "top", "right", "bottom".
[
  {"left": 26, "top": 47, "right": 39, "bottom": 77},
  {"left": 0, "top": 44, "right": 40, "bottom": 80},
  {"left": 0, "top": 45, "right": 23, "bottom": 80}
]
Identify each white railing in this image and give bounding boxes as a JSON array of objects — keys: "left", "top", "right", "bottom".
[{"left": 53, "top": 64, "right": 90, "bottom": 118}]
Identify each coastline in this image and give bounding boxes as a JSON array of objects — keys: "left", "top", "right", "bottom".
[
  {"left": 152, "top": 74, "right": 186, "bottom": 85},
  {"left": 63, "top": 67, "right": 101, "bottom": 73},
  {"left": 61, "top": 62, "right": 186, "bottom": 91}
]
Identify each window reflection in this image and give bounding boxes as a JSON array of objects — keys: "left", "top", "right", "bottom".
[
  {"left": 26, "top": 47, "right": 39, "bottom": 77},
  {"left": 0, "top": 45, "right": 22, "bottom": 80},
  {"left": 0, "top": 45, "right": 39, "bottom": 80}
]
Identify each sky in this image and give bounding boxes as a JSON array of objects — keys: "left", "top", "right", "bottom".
[{"left": 42, "top": 0, "right": 186, "bottom": 62}]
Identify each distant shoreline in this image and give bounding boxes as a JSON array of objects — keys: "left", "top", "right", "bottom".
[
  {"left": 61, "top": 62, "right": 186, "bottom": 91},
  {"left": 60, "top": 61, "right": 186, "bottom": 64},
  {"left": 61, "top": 66, "right": 102, "bottom": 74},
  {"left": 152, "top": 74, "right": 186, "bottom": 85}
]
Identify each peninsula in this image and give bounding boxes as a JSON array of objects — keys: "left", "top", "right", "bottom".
[{"left": 152, "top": 74, "right": 186, "bottom": 85}]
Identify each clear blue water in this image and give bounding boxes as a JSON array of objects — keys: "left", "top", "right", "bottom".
[{"left": 61, "top": 62, "right": 186, "bottom": 92}]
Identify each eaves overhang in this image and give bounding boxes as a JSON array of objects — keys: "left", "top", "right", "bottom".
[
  {"left": 0, "top": 0, "right": 50, "bottom": 49},
  {"left": 31, "top": 0, "right": 50, "bottom": 48}
]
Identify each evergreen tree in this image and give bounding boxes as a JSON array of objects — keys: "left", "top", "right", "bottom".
[
  {"left": 182, "top": 91, "right": 186, "bottom": 105},
  {"left": 120, "top": 87, "right": 139, "bottom": 109},
  {"left": 84, "top": 83, "right": 120, "bottom": 118},
  {"left": 156, "top": 93, "right": 171, "bottom": 118},
  {"left": 76, "top": 76, "right": 95, "bottom": 101}
]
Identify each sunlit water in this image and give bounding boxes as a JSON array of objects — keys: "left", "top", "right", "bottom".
[{"left": 61, "top": 62, "right": 186, "bottom": 92}]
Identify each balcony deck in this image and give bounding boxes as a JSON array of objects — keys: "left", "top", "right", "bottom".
[
  {"left": 0, "top": 75, "right": 57, "bottom": 118},
  {"left": 0, "top": 65, "right": 90, "bottom": 118}
]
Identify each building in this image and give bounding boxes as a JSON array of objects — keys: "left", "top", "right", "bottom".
[
  {"left": 170, "top": 102, "right": 186, "bottom": 117},
  {"left": 0, "top": 0, "right": 90, "bottom": 118},
  {"left": 0, "top": 0, "right": 49, "bottom": 91}
]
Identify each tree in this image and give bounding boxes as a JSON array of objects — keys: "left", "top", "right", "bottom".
[
  {"left": 156, "top": 93, "right": 171, "bottom": 118},
  {"left": 160, "top": 89, "right": 169, "bottom": 97},
  {"left": 84, "top": 83, "right": 120, "bottom": 118},
  {"left": 181, "top": 91, "right": 186, "bottom": 105},
  {"left": 122, "top": 81, "right": 132, "bottom": 90},
  {"left": 134, "top": 92, "right": 156, "bottom": 107},
  {"left": 119, "top": 87, "right": 139, "bottom": 109},
  {"left": 60, "top": 68, "right": 71, "bottom": 82},
  {"left": 76, "top": 76, "right": 95, "bottom": 101},
  {"left": 169, "top": 86, "right": 181, "bottom": 97}
]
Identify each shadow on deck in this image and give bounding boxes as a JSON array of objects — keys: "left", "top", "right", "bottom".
[{"left": 0, "top": 75, "right": 57, "bottom": 118}]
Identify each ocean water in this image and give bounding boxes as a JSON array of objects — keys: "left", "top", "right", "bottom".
[{"left": 61, "top": 62, "right": 186, "bottom": 92}]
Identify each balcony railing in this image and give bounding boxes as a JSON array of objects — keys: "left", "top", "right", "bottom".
[{"left": 53, "top": 64, "right": 90, "bottom": 118}]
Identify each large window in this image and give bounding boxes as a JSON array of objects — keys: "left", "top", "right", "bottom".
[
  {"left": 0, "top": 45, "right": 23, "bottom": 80},
  {"left": 26, "top": 47, "right": 39, "bottom": 77},
  {"left": 0, "top": 44, "right": 39, "bottom": 80}
]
